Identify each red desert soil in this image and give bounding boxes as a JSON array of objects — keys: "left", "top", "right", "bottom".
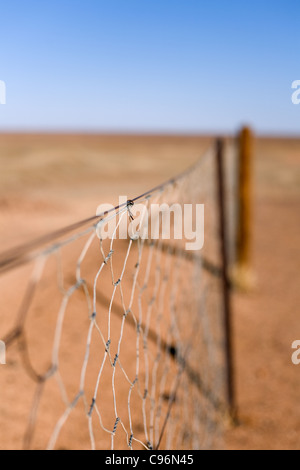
[
  {"left": 0, "top": 134, "right": 299, "bottom": 450},
  {"left": 227, "top": 137, "right": 300, "bottom": 450}
]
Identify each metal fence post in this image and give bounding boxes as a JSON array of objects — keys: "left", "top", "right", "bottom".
[{"left": 216, "top": 138, "right": 236, "bottom": 420}]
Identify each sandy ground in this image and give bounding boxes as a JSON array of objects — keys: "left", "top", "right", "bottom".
[
  {"left": 227, "top": 137, "right": 300, "bottom": 450},
  {"left": 0, "top": 133, "right": 299, "bottom": 450}
]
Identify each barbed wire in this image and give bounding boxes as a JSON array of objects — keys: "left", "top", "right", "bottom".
[{"left": 0, "top": 145, "right": 213, "bottom": 275}]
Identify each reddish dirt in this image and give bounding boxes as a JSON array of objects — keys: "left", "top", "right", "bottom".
[{"left": 227, "top": 137, "right": 300, "bottom": 450}]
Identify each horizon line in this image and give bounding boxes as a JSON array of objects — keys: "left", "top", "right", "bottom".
[{"left": 0, "top": 129, "right": 299, "bottom": 139}]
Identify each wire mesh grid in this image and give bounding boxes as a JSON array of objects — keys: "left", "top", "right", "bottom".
[{"left": 0, "top": 143, "right": 236, "bottom": 450}]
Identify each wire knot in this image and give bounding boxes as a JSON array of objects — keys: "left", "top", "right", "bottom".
[{"left": 127, "top": 200, "right": 134, "bottom": 221}]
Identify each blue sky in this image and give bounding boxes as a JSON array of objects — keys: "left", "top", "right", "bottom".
[{"left": 0, "top": 0, "right": 299, "bottom": 134}]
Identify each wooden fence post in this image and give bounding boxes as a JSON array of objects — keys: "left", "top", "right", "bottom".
[{"left": 232, "top": 126, "right": 255, "bottom": 291}]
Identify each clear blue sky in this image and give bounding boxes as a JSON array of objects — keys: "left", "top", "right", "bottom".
[{"left": 0, "top": 0, "right": 299, "bottom": 134}]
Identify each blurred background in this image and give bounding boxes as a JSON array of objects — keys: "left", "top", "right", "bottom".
[{"left": 0, "top": 0, "right": 300, "bottom": 450}]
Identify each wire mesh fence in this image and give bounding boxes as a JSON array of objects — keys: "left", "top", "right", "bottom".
[{"left": 0, "top": 140, "right": 238, "bottom": 450}]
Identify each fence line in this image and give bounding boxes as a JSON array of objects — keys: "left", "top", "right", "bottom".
[{"left": 0, "top": 138, "right": 240, "bottom": 450}]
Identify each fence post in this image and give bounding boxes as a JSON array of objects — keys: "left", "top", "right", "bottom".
[
  {"left": 216, "top": 138, "right": 236, "bottom": 421},
  {"left": 233, "top": 126, "right": 254, "bottom": 290}
]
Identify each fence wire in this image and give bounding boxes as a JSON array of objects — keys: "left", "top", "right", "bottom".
[{"left": 0, "top": 143, "right": 237, "bottom": 450}]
